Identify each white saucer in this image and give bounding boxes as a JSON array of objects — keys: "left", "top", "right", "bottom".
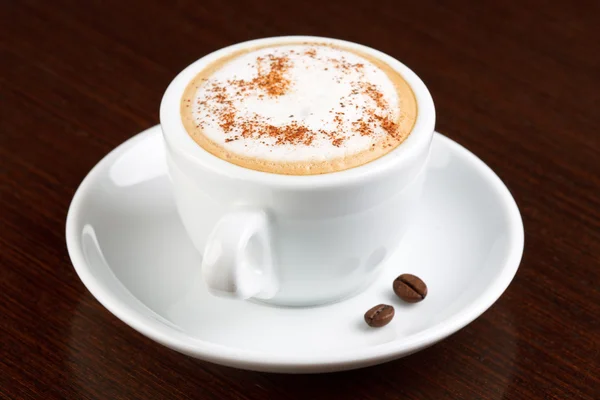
[{"left": 66, "top": 125, "right": 523, "bottom": 373}]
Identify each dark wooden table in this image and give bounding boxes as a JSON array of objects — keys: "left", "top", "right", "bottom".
[{"left": 2, "top": 1, "right": 599, "bottom": 398}]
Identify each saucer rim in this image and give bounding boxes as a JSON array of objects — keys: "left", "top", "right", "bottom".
[{"left": 66, "top": 125, "right": 524, "bottom": 372}]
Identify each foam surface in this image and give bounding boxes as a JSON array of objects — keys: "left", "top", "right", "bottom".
[{"left": 185, "top": 44, "right": 404, "bottom": 163}]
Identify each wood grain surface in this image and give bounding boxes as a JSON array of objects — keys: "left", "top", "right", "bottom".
[{"left": 1, "top": 1, "right": 599, "bottom": 398}]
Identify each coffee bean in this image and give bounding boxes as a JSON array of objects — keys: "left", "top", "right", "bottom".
[
  {"left": 364, "top": 304, "right": 395, "bottom": 327},
  {"left": 393, "top": 274, "right": 427, "bottom": 303}
]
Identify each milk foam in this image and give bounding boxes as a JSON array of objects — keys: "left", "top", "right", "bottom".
[{"left": 189, "top": 45, "right": 401, "bottom": 162}]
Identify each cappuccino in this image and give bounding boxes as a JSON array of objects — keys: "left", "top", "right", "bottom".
[{"left": 181, "top": 42, "right": 417, "bottom": 175}]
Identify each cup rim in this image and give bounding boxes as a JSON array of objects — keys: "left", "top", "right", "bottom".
[{"left": 160, "top": 36, "right": 435, "bottom": 188}]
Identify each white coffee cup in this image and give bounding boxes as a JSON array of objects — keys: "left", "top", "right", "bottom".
[{"left": 160, "top": 36, "right": 435, "bottom": 306}]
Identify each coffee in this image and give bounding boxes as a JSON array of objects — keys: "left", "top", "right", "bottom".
[
  {"left": 181, "top": 42, "right": 417, "bottom": 175},
  {"left": 393, "top": 274, "right": 427, "bottom": 303},
  {"left": 364, "top": 304, "right": 395, "bottom": 327}
]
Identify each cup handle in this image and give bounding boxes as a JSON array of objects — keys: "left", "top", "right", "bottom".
[{"left": 201, "top": 209, "right": 278, "bottom": 300}]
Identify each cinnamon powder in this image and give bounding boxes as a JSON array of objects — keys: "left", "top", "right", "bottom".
[{"left": 194, "top": 48, "right": 401, "bottom": 147}]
